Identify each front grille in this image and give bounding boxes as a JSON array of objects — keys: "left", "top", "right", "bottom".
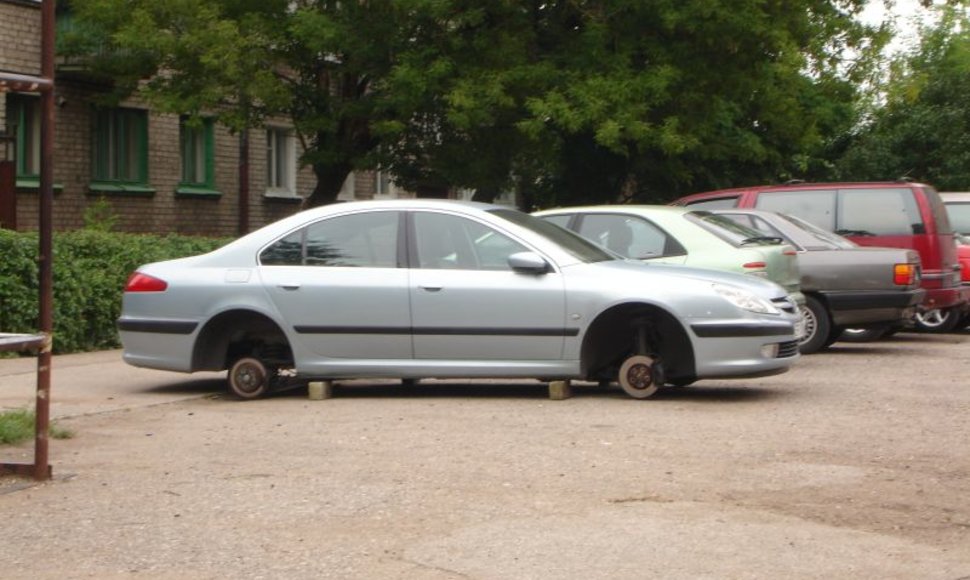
[
  {"left": 776, "top": 340, "right": 800, "bottom": 358},
  {"left": 771, "top": 296, "right": 798, "bottom": 315}
]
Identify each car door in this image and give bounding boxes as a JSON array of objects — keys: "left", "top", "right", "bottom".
[
  {"left": 408, "top": 210, "right": 568, "bottom": 361},
  {"left": 258, "top": 210, "right": 412, "bottom": 359}
]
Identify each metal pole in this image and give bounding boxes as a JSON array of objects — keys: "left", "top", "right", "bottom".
[
  {"left": 238, "top": 128, "right": 249, "bottom": 236},
  {"left": 34, "top": 0, "right": 56, "bottom": 481}
]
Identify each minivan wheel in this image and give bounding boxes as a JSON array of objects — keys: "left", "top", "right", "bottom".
[
  {"left": 914, "top": 307, "right": 961, "bottom": 333},
  {"left": 618, "top": 355, "right": 663, "bottom": 399},
  {"left": 798, "top": 296, "right": 831, "bottom": 354},
  {"left": 228, "top": 357, "right": 272, "bottom": 399}
]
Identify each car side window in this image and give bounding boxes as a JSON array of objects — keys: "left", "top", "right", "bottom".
[
  {"left": 413, "top": 212, "right": 528, "bottom": 271},
  {"left": 259, "top": 211, "right": 399, "bottom": 267},
  {"left": 838, "top": 188, "right": 922, "bottom": 236},
  {"left": 756, "top": 189, "right": 836, "bottom": 231},
  {"left": 577, "top": 214, "right": 683, "bottom": 259},
  {"left": 541, "top": 214, "right": 573, "bottom": 229}
]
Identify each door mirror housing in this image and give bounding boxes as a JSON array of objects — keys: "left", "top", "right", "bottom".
[{"left": 508, "top": 252, "right": 550, "bottom": 274}]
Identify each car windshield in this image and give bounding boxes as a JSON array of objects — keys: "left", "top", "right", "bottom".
[
  {"left": 687, "top": 211, "right": 783, "bottom": 247},
  {"left": 778, "top": 213, "right": 857, "bottom": 249},
  {"left": 489, "top": 209, "right": 615, "bottom": 263}
]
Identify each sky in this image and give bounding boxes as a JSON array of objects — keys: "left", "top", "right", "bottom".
[{"left": 859, "top": 0, "right": 940, "bottom": 54}]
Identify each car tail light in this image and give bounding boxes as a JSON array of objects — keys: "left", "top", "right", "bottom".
[
  {"left": 124, "top": 272, "right": 168, "bottom": 292},
  {"left": 743, "top": 261, "right": 767, "bottom": 270},
  {"left": 893, "top": 263, "right": 916, "bottom": 286}
]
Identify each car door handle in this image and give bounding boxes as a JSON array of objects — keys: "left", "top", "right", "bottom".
[
  {"left": 279, "top": 282, "right": 302, "bottom": 291},
  {"left": 419, "top": 285, "right": 443, "bottom": 292}
]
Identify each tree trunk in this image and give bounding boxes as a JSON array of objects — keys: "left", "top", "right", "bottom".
[
  {"left": 416, "top": 183, "right": 450, "bottom": 199},
  {"left": 306, "top": 161, "right": 353, "bottom": 208}
]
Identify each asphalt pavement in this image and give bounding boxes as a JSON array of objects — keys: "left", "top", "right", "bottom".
[{"left": 1, "top": 338, "right": 970, "bottom": 579}]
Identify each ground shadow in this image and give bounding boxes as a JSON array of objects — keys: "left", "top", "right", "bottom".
[{"left": 262, "top": 378, "right": 787, "bottom": 404}]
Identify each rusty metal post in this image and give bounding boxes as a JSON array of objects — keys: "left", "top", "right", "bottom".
[
  {"left": 0, "top": 0, "right": 56, "bottom": 481},
  {"left": 34, "top": 0, "right": 57, "bottom": 481},
  {"left": 238, "top": 128, "right": 249, "bottom": 236}
]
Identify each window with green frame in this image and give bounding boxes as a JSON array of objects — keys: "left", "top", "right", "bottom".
[
  {"left": 7, "top": 94, "right": 41, "bottom": 186},
  {"left": 177, "top": 117, "right": 218, "bottom": 196},
  {"left": 91, "top": 107, "right": 151, "bottom": 193}
]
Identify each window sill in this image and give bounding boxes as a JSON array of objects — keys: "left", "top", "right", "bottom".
[
  {"left": 87, "top": 182, "right": 156, "bottom": 196},
  {"left": 263, "top": 191, "right": 303, "bottom": 203},
  {"left": 15, "top": 178, "right": 64, "bottom": 193},
  {"left": 176, "top": 186, "right": 223, "bottom": 198}
]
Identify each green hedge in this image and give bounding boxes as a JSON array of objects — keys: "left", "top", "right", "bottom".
[{"left": 0, "top": 229, "right": 228, "bottom": 354}]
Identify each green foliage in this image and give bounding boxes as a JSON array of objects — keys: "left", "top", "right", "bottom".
[
  {"left": 65, "top": 0, "right": 885, "bottom": 207},
  {"left": 0, "top": 409, "right": 73, "bottom": 446},
  {"left": 82, "top": 196, "right": 119, "bottom": 232},
  {"left": 0, "top": 230, "right": 225, "bottom": 354},
  {"left": 835, "top": 6, "right": 970, "bottom": 190}
]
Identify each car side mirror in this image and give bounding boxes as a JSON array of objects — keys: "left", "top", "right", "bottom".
[{"left": 508, "top": 252, "right": 550, "bottom": 274}]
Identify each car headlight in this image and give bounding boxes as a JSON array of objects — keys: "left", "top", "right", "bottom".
[{"left": 712, "top": 283, "right": 781, "bottom": 315}]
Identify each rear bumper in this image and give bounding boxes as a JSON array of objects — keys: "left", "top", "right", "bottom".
[
  {"left": 821, "top": 289, "right": 925, "bottom": 327},
  {"left": 922, "top": 285, "right": 970, "bottom": 311}
]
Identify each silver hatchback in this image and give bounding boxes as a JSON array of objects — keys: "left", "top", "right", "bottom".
[{"left": 118, "top": 200, "right": 801, "bottom": 399}]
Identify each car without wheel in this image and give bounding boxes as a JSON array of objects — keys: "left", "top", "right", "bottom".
[
  {"left": 118, "top": 200, "right": 801, "bottom": 400},
  {"left": 712, "top": 209, "right": 924, "bottom": 352}
]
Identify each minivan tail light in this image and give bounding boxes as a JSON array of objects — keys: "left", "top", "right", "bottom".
[
  {"left": 893, "top": 264, "right": 916, "bottom": 286},
  {"left": 125, "top": 272, "right": 168, "bottom": 292}
]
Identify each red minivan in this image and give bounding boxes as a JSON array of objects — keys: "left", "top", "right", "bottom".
[{"left": 674, "top": 181, "right": 969, "bottom": 332}]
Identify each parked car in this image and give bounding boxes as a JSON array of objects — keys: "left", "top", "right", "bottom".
[
  {"left": 118, "top": 200, "right": 801, "bottom": 400},
  {"left": 940, "top": 192, "right": 970, "bottom": 235},
  {"left": 674, "top": 181, "right": 969, "bottom": 333},
  {"left": 532, "top": 205, "right": 804, "bottom": 307},
  {"left": 712, "top": 209, "right": 924, "bottom": 352}
]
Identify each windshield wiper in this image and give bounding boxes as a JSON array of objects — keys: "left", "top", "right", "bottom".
[
  {"left": 835, "top": 229, "right": 876, "bottom": 237},
  {"left": 740, "top": 235, "right": 783, "bottom": 245}
]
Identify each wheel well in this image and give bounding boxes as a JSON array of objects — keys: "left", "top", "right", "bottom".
[
  {"left": 581, "top": 303, "right": 695, "bottom": 384},
  {"left": 191, "top": 310, "right": 293, "bottom": 372}
]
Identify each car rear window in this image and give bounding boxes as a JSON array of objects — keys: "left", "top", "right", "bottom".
[
  {"left": 945, "top": 202, "right": 970, "bottom": 235},
  {"left": 686, "top": 211, "right": 782, "bottom": 247},
  {"left": 837, "top": 188, "right": 923, "bottom": 236}
]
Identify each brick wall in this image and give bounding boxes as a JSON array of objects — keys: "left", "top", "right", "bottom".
[
  {"left": 0, "top": 1, "right": 41, "bottom": 77},
  {"left": 12, "top": 80, "right": 330, "bottom": 236},
  {"left": 2, "top": 0, "right": 407, "bottom": 237}
]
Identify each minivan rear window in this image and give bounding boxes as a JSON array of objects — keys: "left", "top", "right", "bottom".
[{"left": 838, "top": 188, "right": 923, "bottom": 236}]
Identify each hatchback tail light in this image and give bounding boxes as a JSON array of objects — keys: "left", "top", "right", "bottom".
[
  {"left": 124, "top": 272, "right": 168, "bottom": 292},
  {"left": 893, "top": 263, "right": 916, "bottom": 286}
]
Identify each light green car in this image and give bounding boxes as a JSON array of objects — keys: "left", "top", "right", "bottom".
[{"left": 533, "top": 205, "right": 805, "bottom": 308}]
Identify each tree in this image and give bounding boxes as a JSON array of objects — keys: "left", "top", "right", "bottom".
[
  {"left": 836, "top": 5, "right": 970, "bottom": 190},
  {"left": 65, "top": 0, "right": 885, "bottom": 208}
]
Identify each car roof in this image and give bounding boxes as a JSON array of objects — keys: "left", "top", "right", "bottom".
[
  {"left": 678, "top": 181, "right": 933, "bottom": 201},
  {"left": 535, "top": 205, "right": 693, "bottom": 216},
  {"left": 940, "top": 192, "right": 970, "bottom": 202}
]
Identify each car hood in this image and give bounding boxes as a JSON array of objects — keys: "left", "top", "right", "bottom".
[{"left": 582, "top": 258, "right": 790, "bottom": 299}]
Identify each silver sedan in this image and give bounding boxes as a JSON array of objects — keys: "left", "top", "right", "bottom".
[{"left": 118, "top": 200, "right": 801, "bottom": 399}]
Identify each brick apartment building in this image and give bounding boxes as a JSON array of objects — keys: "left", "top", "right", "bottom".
[{"left": 0, "top": 0, "right": 426, "bottom": 237}]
